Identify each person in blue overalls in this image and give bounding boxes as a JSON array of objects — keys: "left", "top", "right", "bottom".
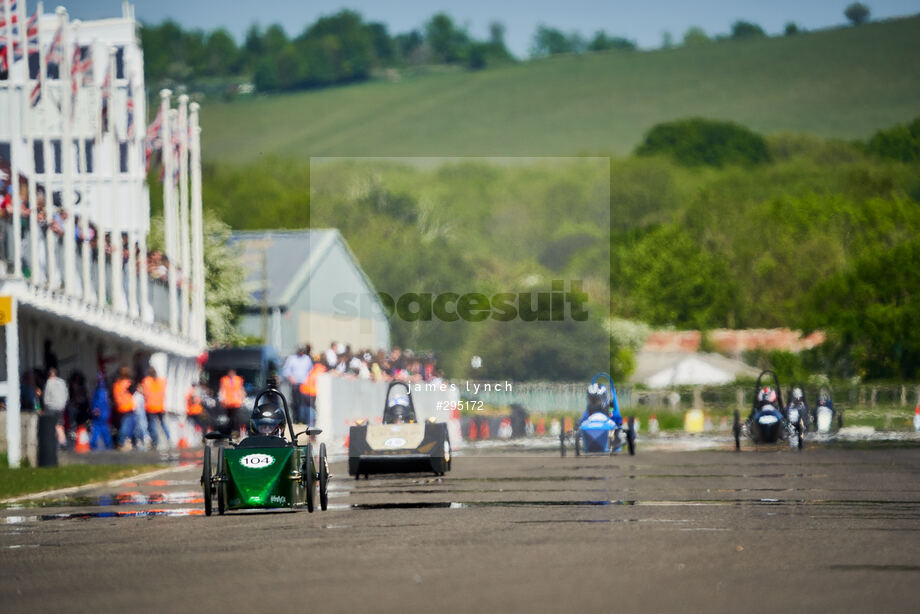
[
  {"left": 90, "top": 372, "right": 113, "bottom": 450},
  {"left": 580, "top": 382, "right": 623, "bottom": 427}
]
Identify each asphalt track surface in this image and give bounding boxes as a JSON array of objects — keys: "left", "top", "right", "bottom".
[{"left": 2, "top": 443, "right": 920, "bottom": 613}]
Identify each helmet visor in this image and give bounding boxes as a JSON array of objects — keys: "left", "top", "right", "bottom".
[{"left": 255, "top": 420, "right": 282, "bottom": 435}]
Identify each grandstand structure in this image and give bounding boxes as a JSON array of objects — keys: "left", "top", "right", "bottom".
[{"left": 0, "top": 2, "right": 205, "bottom": 465}]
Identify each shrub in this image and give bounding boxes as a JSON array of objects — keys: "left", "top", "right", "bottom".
[
  {"left": 866, "top": 116, "right": 920, "bottom": 162},
  {"left": 635, "top": 118, "right": 772, "bottom": 167},
  {"left": 845, "top": 3, "right": 871, "bottom": 26}
]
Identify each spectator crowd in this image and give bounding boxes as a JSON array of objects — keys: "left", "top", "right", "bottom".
[
  {"left": 282, "top": 341, "right": 444, "bottom": 426},
  {"left": 1, "top": 162, "right": 186, "bottom": 289},
  {"left": 8, "top": 339, "right": 443, "bottom": 452},
  {"left": 17, "top": 361, "right": 181, "bottom": 452}
]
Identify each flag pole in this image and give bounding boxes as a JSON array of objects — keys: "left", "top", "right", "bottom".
[
  {"left": 58, "top": 6, "right": 76, "bottom": 296},
  {"left": 72, "top": 18, "right": 91, "bottom": 300},
  {"left": 178, "top": 93, "right": 190, "bottom": 336},
  {"left": 94, "top": 39, "right": 105, "bottom": 305},
  {"left": 26, "top": 1, "right": 40, "bottom": 285},
  {"left": 136, "top": 72, "right": 149, "bottom": 322},
  {"left": 160, "top": 88, "right": 177, "bottom": 333},
  {"left": 43, "top": 7, "right": 55, "bottom": 290},
  {"left": 8, "top": 0, "right": 22, "bottom": 276},
  {"left": 125, "top": 71, "right": 137, "bottom": 317},
  {"left": 189, "top": 101, "right": 205, "bottom": 344},
  {"left": 77, "top": 35, "right": 91, "bottom": 301},
  {"left": 107, "top": 45, "right": 124, "bottom": 312},
  {"left": 36, "top": 0, "right": 51, "bottom": 289}
]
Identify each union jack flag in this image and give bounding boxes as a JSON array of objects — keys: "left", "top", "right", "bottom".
[
  {"left": 70, "top": 45, "right": 80, "bottom": 110},
  {"left": 70, "top": 45, "right": 92, "bottom": 115},
  {"left": 145, "top": 106, "right": 164, "bottom": 174},
  {"left": 170, "top": 114, "right": 183, "bottom": 186},
  {"left": 0, "top": 0, "right": 17, "bottom": 64},
  {"left": 0, "top": 0, "right": 16, "bottom": 28},
  {"left": 45, "top": 21, "right": 63, "bottom": 72},
  {"left": 3, "top": 0, "right": 26, "bottom": 62},
  {"left": 30, "top": 77, "right": 40, "bottom": 105},
  {"left": 126, "top": 77, "right": 135, "bottom": 140},
  {"left": 25, "top": 10, "right": 38, "bottom": 54},
  {"left": 100, "top": 58, "right": 111, "bottom": 133}
]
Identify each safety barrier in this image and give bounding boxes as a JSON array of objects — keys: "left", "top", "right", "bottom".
[{"left": 0, "top": 411, "right": 38, "bottom": 467}]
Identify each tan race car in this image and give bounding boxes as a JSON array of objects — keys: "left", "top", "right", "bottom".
[{"left": 348, "top": 381, "right": 451, "bottom": 478}]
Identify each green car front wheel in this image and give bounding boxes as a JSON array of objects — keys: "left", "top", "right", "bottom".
[
  {"left": 319, "top": 443, "right": 329, "bottom": 511},
  {"left": 202, "top": 447, "right": 212, "bottom": 517}
]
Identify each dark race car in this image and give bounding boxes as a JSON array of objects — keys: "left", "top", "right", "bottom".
[{"left": 734, "top": 370, "right": 804, "bottom": 450}]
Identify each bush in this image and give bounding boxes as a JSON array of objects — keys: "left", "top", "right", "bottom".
[
  {"left": 845, "top": 3, "right": 871, "bottom": 26},
  {"left": 730, "top": 21, "right": 767, "bottom": 40},
  {"left": 866, "top": 116, "right": 920, "bottom": 162},
  {"left": 635, "top": 118, "right": 772, "bottom": 167},
  {"left": 682, "top": 27, "right": 710, "bottom": 46}
]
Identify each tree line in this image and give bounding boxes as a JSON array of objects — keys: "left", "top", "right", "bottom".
[
  {"left": 141, "top": 11, "right": 514, "bottom": 94},
  {"left": 141, "top": 4, "right": 876, "bottom": 95}
]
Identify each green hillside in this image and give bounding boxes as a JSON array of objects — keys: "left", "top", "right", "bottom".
[{"left": 200, "top": 16, "right": 920, "bottom": 163}]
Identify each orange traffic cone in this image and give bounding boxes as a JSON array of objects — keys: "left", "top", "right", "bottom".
[
  {"left": 75, "top": 426, "right": 90, "bottom": 453},
  {"left": 563, "top": 416, "right": 573, "bottom": 432},
  {"left": 177, "top": 421, "right": 189, "bottom": 449},
  {"left": 468, "top": 421, "right": 478, "bottom": 440},
  {"left": 913, "top": 405, "right": 920, "bottom": 431},
  {"left": 536, "top": 417, "right": 546, "bottom": 436},
  {"left": 480, "top": 420, "right": 490, "bottom": 439}
]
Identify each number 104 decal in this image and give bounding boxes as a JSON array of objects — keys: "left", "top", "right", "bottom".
[{"left": 239, "top": 453, "right": 275, "bottom": 468}]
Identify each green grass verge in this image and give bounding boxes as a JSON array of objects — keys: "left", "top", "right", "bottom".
[
  {"left": 0, "top": 464, "right": 165, "bottom": 501},
  {"left": 201, "top": 16, "right": 920, "bottom": 163}
]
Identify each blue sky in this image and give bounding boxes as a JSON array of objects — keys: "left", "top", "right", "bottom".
[{"left": 65, "top": 0, "right": 920, "bottom": 57}]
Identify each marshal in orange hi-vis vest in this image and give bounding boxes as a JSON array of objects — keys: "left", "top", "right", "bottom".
[
  {"left": 142, "top": 376, "right": 167, "bottom": 413},
  {"left": 186, "top": 388, "right": 203, "bottom": 415},
  {"left": 113, "top": 378, "right": 135, "bottom": 414},
  {"left": 300, "top": 363, "right": 327, "bottom": 396},
  {"left": 220, "top": 374, "right": 245, "bottom": 408}
]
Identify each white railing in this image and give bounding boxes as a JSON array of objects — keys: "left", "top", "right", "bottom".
[{"left": 0, "top": 215, "right": 178, "bottom": 327}]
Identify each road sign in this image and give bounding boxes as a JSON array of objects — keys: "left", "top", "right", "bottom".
[{"left": 0, "top": 296, "right": 12, "bottom": 325}]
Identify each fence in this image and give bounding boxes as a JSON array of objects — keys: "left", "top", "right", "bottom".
[{"left": 459, "top": 380, "right": 920, "bottom": 415}]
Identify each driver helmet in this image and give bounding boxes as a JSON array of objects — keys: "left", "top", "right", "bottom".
[
  {"left": 818, "top": 390, "right": 830, "bottom": 405},
  {"left": 791, "top": 387, "right": 804, "bottom": 402},
  {"left": 587, "top": 383, "right": 609, "bottom": 413},
  {"left": 388, "top": 395, "right": 412, "bottom": 424},
  {"left": 757, "top": 387, "right": 777, "bottom": 404},
  {"left": 249, "top": 397, "right": 285, "bottom": 437}
]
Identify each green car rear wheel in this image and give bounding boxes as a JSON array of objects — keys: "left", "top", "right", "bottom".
[
  {"left": 217, "top": 447, "right": 226, "bottom": 515},
  {"left": 304, "top": 443, "right": 315, "bottom": 513}
]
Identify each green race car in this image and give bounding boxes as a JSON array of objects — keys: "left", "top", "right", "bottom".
[{"left": 201, "top": 382, "right": 329, "bottom": 515}]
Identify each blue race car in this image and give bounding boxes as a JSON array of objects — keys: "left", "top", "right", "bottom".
[{"left": 560, "top": 373, "right": 635, "bottom": 457}]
